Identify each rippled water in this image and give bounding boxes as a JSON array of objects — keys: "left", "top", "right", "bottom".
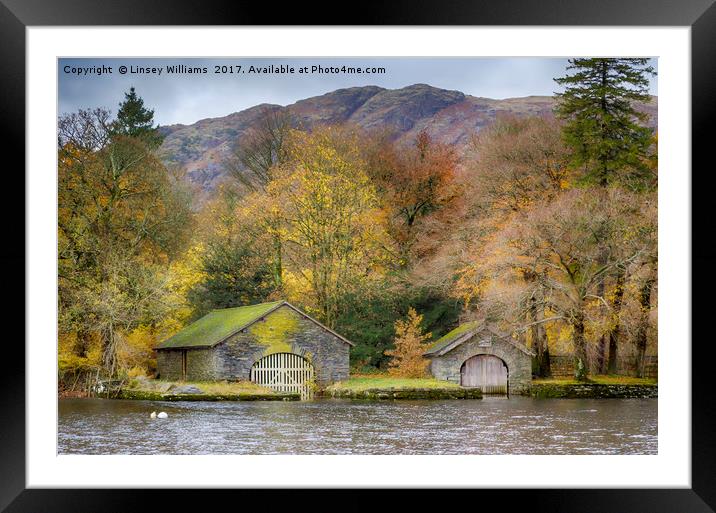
[{"left": 58, "top": 397, "right": 657, "bottom": 455}]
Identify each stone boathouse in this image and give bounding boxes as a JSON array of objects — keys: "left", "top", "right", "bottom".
[
  {"left": 424, "top": 322, "right": 534, "bottom": 395},
  {"left": 156, "top": 301, "right": 353, "bottom": 392}
]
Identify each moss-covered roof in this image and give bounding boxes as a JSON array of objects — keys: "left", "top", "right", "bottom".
[
  {"left": 424, "top": 321, "right": 481, "bottom": 355},
  {"left": 424, "top": 320, "right": 535, "bottom": 357},
  {"left": 157, "top": 301, "right": 283, "bottom": 349}
]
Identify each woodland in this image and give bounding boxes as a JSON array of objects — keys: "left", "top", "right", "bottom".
[{"left": 58, "top": 58, "right": 658, "bottom": 391}]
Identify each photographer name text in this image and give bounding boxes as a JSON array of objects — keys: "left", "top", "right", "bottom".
[{"left": 63, "top": 64, "right": 387, "bottom": 77}]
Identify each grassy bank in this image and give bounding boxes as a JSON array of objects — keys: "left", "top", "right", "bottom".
[
  {"left": 533, "top": 375, "right": 657, "bottom": 385},
  {"left": 117, "top": 378, "right": 300, "bottom": 401},
  {"left": 325, "top": 374, "right": 481, "bottom": 400}
]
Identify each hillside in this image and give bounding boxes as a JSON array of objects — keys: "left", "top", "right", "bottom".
[{"left": 157, "top": 83, "right": 658, "bottom": 193}]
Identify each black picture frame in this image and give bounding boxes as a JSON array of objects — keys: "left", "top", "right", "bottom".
[{"left": 2, "top": 1, "right": 713, "bottom": 511}]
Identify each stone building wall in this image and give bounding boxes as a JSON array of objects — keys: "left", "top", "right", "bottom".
[
  {"left": 156, "top": 348, "right": 218, "bottom": 381},
  {"left": 186, "top": 348, "right": 218, "bottom": 381},
  {"left": 428, "top": 335, "right": 533, "bottom": 395},
  {"left": 213, "top": 305, "right": 349, "bottom": 385},
  {"left": 156, "top": 350, "right": 183, "bottom": 381}
]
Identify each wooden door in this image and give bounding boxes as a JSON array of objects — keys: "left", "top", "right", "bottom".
[
  {"left": 460, "top": 354, "right": 508, "bottom": 394},
  {"left": 250, "top": 353, "right": 315, "bottom": 400},
  {"left": 181, "top": 350, "right": 187, "bottom": 381}
]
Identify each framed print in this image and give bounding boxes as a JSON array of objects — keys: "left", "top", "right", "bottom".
[{"left": 3, "top": 0, "right": 715, "bottom": 511}]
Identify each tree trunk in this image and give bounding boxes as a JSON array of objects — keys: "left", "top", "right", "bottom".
[
  {"left": 527, "top": 296, "right": 538, "bottom": 376},
  {"left": 594, "top": 62, "right": 610, "bottom": 373},
  {"left": 530, "top": 292, "right": 551, "bottom": 378},
  {"left": 73, "top": 328, "right": 91, "bottom": 358},
  {"left": 272, "top": 233, "right": 283, "bottom": 291},
  {"left": 607, "top": 270, "right": 626, "bottom": 374},
  {"left": 635, "top": 275, "right": 655, "bottom": 378},
  {"left": 573, "top": 311, "right": 589, "bottom": 381},
  {"left": 596, "top": 332, "right": 607, "bottom": 374},
  {"left": 542, "top": 339, "right": 552, "bottom": 378},
  {"left": 100, "top": 324, "right": 118, "bottom": 378},
  {"left": 595, "top": 263, "right": 609, "bottom": 374}
]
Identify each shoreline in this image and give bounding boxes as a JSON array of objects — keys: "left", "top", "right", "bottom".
[
  {"left": 63, "top": 375, "right": 658, "bottom": 402},
  {"left": 529, "top": 383, "right": 658, "bottom": 399},
  {"left": 116, "top": 388, "right": 300, "bottom": 401}
]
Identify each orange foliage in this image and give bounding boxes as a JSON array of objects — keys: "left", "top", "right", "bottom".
[{"left": 386, "top": 308, "right": 432, "bottom": 378}]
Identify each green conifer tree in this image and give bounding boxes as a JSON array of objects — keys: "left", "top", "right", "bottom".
[
  {"left": 111, "top": 86, "right": 164, "bottom": 148},
  {"left": 554, "top": 58, "right": 656, "bottom": 190}
]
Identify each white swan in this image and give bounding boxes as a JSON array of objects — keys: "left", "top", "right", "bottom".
[
  {"left": 150, "top": 411, "right": 157, "bottom": 419},
  {"left": 157, "top": 412, "right": 168, "bottom": 419}
]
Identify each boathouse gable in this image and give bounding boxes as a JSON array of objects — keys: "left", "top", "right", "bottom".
[{"left": 425, "top": 323, "right": 534, "bottom": 395}]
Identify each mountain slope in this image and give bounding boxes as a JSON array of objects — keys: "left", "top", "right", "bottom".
[{"left": 157, "top": 84, "right": 657, "bottom": 193}]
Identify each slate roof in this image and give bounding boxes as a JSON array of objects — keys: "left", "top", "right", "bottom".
[
  {"left": 423, "top": 321, "right": 534, "bottom": 357},
  {"left": 156, "top": 300, "right": 354, "bottom": 350},
  {"left": 424, "top": 321, "right": 481, "bottom": 355}
]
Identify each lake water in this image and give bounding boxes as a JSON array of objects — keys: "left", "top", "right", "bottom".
[{"left": 58, "top": 397, "right": 657, "bottom": 455}]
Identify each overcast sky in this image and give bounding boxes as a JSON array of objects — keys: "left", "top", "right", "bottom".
[{"left": 59, "top": 57, "right": 658, "bottom": 126}]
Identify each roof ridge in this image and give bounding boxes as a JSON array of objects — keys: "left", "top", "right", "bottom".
[
  {"left": 157, "top": 300, "right": 354, "bottom": 349},
  {"left": 424, "top": 320, "right": 536, "bottom": 357},
  {"left": 211, "top": 300, "right": 284, "bottom": 312},
  {"left": 157, "top": 300, "right": 285, "bottom": 350},
  {"left": 424, "top": 321, "right": 482, "bottom": 355}
]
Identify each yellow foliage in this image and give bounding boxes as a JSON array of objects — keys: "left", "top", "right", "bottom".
[
  {"left": 265, "top": 126, "right": 391, "bottom": 327},
  {"left": 546, "top": 320, "right": 573, "bottom": 355},
  {"left": 163, "top": 242, "right": 207, "bottom": 328},
  {"left": 117, "top": 325, "right": 159, "bottom": 375}
]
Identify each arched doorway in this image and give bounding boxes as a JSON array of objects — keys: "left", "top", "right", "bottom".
[
  {"left": 250, "top": 353, "right": 315, "bottom": 399},
  {"left": 460, "top": 354, "right": 508, "bottom": 395}
]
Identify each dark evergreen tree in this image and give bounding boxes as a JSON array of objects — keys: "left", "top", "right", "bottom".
[
  {"left": 111, "top": 86, "right": 164, "bottom": 148},
  {"left": 187, "top": 240, "right": 274, "bottom": 317},
  {"left": 554, "top": 58, "right": 656, "bottom": 190}
]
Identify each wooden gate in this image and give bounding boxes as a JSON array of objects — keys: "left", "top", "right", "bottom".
[
  {"left": 460, "top": 354, "right": 508, "bottom": 395},
  {"left": 250, "top": 353, "right": 315, "bottom": 400}
]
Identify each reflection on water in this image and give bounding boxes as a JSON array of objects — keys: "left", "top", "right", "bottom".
[{"left": 58, "top": 396, "right": 657, "bottom": 455}]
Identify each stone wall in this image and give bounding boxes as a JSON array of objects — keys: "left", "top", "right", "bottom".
[
  {"left": 548, "top": 355, "right": 574, "bottom": 378},
  {"left": 548, "top": 355, "right": 658, "bottom": 379},
  {"left": 530, "top": 383, "right": 658, "bottom": 399},
  {"left": 213, "top": 304, "right": 350, "bottom": 385},
  {"left": 186, "top": 348, "right": 218, "bottom": 381},
  {"left": 156, "top": 348, "right": 217, "bottom": 381},
  {"left": 428, "top": 335, "right": 533, "bottom": 395},
  {"left": 156, "top": 350, "right": 183, "bottom": 381}
]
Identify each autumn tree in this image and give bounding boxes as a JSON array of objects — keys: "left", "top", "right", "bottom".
[
  {"left": 58, "top": 107, "right": 112, "bottom": 151},
  {"left": 270, "top": 126, "right": 391, "bottom": 328},
  {"left": 187, "top": 187, "right": 276, "bottom": 314},
  {"left": 366, "top": 130, "right": 459, "bottom": 266},
  {"left": 452, "top": 116, "right": 570, "bottom": 376},
  {"left": 619, "top": 191, "right": 657, "bottom": 376},
  {"left": 497, "top": 189, "right": 647, "bottom": 381},
  {"left": 468, "top": 115, "right": 570, "bottom": 213},
  {"left": 188, "top": 239, "right": 275, "bottom": 314},
  {"left": 222, "top": 108, "right": 296, "bottom": 291},
  {"left": 224, "top": 107, "right": 294, "bottom": 192},
  {"left": 58, "top": 103, "right": 192, "bottom": 378},
  {"left": 385, "top": 307, "right": 432, "bottom": 377},
  {"left": 633, "top": 267, "right": 657, "bottom": 377}
]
